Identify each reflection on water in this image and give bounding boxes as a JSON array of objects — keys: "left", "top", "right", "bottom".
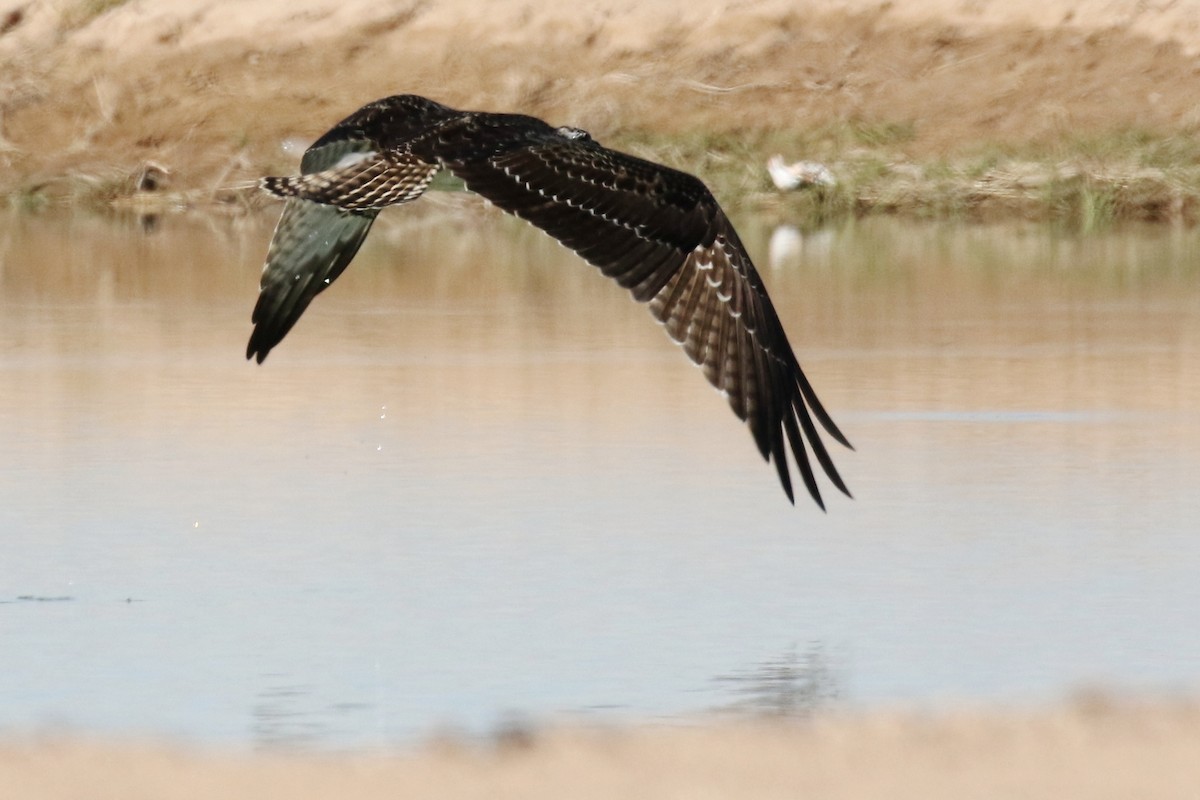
[
  {"left": 712, "top": 644, "right": 841, "bottom": 718},
  {"left": 1, "top": 207, "right": 1198, "bottom": 749}
]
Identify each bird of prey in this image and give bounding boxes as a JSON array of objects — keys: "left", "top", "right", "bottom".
[{"left": 247, "top": 94, "right": 852, "bottom": 508}]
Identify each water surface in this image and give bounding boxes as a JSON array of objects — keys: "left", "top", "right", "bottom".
[{"left": 2, "top": 208, "right": 1198, "bottom": 748}]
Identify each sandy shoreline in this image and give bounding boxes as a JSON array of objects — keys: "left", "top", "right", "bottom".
[
  {"left": 5, "top": 698, "right": 1200, "bottom": 799},
  {"left": 3, "top": 0, "right": 1200, "bottom": 217}
]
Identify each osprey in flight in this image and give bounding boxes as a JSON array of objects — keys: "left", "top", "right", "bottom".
[{"left": 247, "top": 94, "right": 852, "bottom": 508}]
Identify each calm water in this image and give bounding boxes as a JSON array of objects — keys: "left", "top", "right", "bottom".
[{"left": 1, "top": 207, "right": 1198, "bottom": 749}]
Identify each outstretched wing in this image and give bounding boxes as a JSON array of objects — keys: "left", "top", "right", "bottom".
[
  {"left": 435, "top": 124, "right": 852, "bottom": 507},
  {"left": 245, "top": 95, "right": 850, "bottom": 506},
  {"left": 246, "top": 199, "right": 378, "bottom": 362},
  {"left": 246, "top": 125, "right": 438, "bottom": 362}
]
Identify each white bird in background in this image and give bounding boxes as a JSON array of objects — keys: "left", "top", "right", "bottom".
[{"left": 767, "top": 155, "right": 837, "bottom": 191}]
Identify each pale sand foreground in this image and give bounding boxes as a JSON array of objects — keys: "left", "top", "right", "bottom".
[{"left": 4, "top": 701, "right": 1200, "bottom": 799}]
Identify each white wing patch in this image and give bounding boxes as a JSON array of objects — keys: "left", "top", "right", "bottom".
[{"left": 332, "top": 150, "right": 380, "bottom": 170}]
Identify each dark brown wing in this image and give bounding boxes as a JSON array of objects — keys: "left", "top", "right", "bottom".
[
  {"left": 246, "top": 116, "right": 440, "bottom": 362},
  {"left": 434, "top": 124, "right": 852, "bottom": 507},
  {"left": 246, "top": 198, "right": 378, "bottom": 362},
  {"left": 246, "top": 95, "right": 851, "bottom": 506}
]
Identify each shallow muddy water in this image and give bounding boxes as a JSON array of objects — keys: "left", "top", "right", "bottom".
[{"left": 1, "top": 206, "right": 1198, "bottom": 748}]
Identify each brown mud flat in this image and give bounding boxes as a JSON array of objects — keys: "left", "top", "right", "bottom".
[
  {"left": 3, "top": 1, "right": 1200, "bottom": 220},
  {"left": 4, "top": 698, "right": 1200, "bottom": 800}
]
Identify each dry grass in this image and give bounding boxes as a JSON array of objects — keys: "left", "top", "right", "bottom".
[
  {"left": 59, "top": 0, "right": 135, "bottom": 31},
  {"left": 620, "top": 129, "right": 1200, "bottom": 228},
  {"left": 4, "top": 0, "right": 1200, "bottom": 226}
]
